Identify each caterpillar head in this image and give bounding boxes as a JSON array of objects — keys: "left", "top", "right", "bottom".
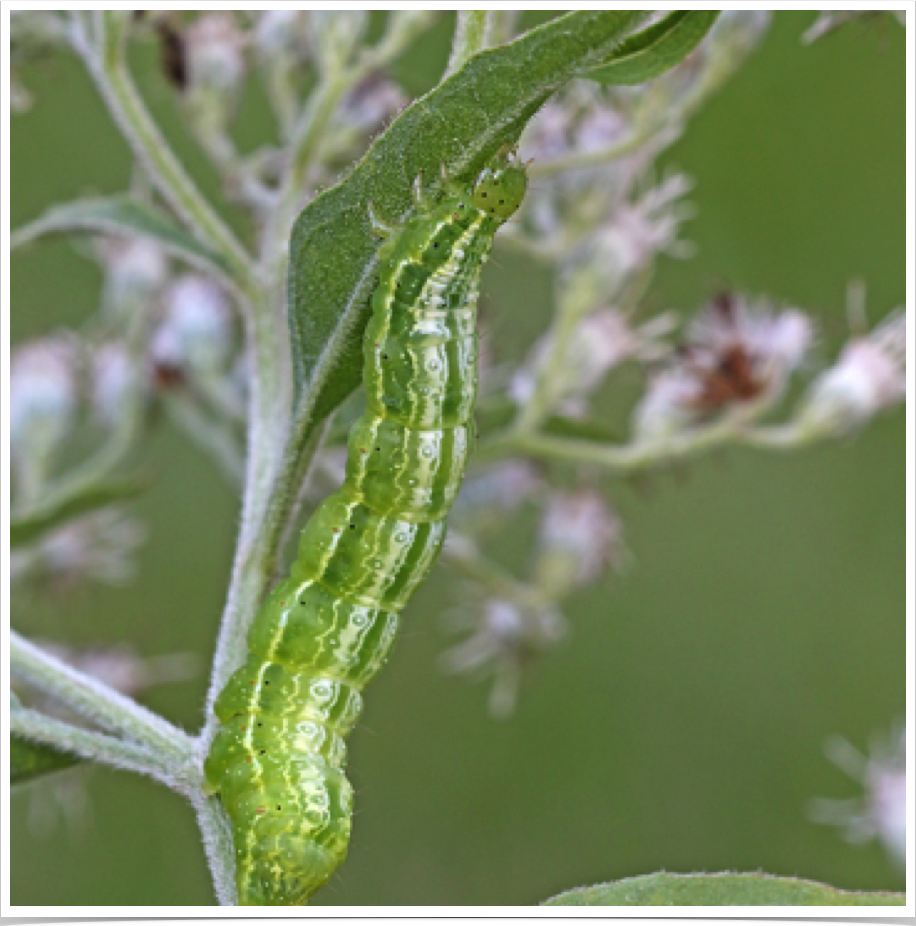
[{"left": 470, "top": 152, "right": 527, "bottom": 222}]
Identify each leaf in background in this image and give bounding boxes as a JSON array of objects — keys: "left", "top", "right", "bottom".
[
  {"left": 543, "top": 873, "right": 906, "bottom": 906},
  {"left": 10, "top": 696, "right": 80, "bottom": 787},
  {"left": 285, "top": 11, "right": 657, "bottom": 455},
  {"left": 11, "top": 734, "right": 81, "bottom": 787},
  {"left": 11, "top": 196, "right": 231, "bottom": 280},
  {"left": 586, "top": 11, "right": 721, "bottom": 85},
  {"left": 10, "top": 474, "right": 149, "bottom": 548}
]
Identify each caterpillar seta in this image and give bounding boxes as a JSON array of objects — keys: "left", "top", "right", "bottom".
[{"left": 204, "top": 151, "right": 528, "bottom": 905}]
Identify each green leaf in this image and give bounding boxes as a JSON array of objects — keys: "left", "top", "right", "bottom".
[
  {"left": 543, "top": 873, "right": 906, "bottom": 906},
  {"left": 10, "top": 698, "right": 79, "bottom": 787},
  {"left": 587, "top": 11, "right": 721, "bottom": 85},
  {"left": 285, "top": 11, "right": 654, "bottom": 456},
  {"left": 11, "top": 196, "right": 231, "bottom": 279},
  {"left": 10, "top": 474, "right": 149, "bottom": 548},
  {"left": 10, "top": 733, "right": 80, "bottom": 787}
]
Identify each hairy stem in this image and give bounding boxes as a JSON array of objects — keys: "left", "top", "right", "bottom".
[
  {"left": 447, "top": 11, "right": 492, "bottom": 76},
  {"left": 191, "top": 792, "right": 239, "bottom": 905},
  {"left": 11, "top": 708, "right": 183, "bottom": 787},
  {"left": 69, "top": 12, "right": 256, "bottom": 295},
  {"left": 479, "top": 418, "right": 819, "bottom": 473},
  {"left": 10, "top": 631, "right": 194, "bottom": 762}
]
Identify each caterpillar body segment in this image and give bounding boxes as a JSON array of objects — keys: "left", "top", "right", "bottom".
[{"left": 205, "top": 153, "right": 527, "bottom": 905}]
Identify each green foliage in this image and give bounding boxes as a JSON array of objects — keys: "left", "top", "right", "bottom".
[
  {"left": 11, "top": 475, "right": 149, "bottom": 548},
  {"left": 285, "top": 11, "right": 686, "bottom": 456},
  {"left": 587, "top": 12, "right": 721, "bottom": 85},
  {"left": 10, "top": 696, "right": 79, "bottom": 787},
  {"left": 543, "top": 873, "right": 906, "bottom": 906},
  {"left": 11, "top": 734, "right": 80, "bottom": 787},
  {"left": 10, "top": 196, "right": 231, "bottom": 280}
]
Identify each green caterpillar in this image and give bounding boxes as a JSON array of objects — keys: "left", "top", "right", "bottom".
[{"left": 204, "top": 151, "right": 528, "bottom": 906}]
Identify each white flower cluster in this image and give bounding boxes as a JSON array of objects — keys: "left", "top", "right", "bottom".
[{"left": 634, "top": 294, "right": 814, "bottom": 441}]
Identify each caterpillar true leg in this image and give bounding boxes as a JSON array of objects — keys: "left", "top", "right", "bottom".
[{"left": 205, "top": 151, "right": 527, "bottom": 906}]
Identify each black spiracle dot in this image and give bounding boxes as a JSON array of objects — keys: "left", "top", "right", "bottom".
[{"left": 350, "top": 524, "right": 356, "bottom": 530}]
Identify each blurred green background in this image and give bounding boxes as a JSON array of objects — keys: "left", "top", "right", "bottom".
[{"left": 10, "top": 12, "right": 904, "bottom": 906}]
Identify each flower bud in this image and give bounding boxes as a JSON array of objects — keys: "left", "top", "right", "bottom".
[
  {"left": 254, "top": 11, "right": 309, "bottom": 61},
  {"left": 151, "top": 275, "right": 235, "bottom": 380},
  {"left": 795, "top": 311, "right": 906, "bottom": 437},
  {"left": 184, "top": 13, "right": 247, "bottom": 141},
  {"left": 10, "top": 339, "right": 78, "bottom": 487},
  {"left": 97, "top": 237, "right": 169, "bottom": 314}
]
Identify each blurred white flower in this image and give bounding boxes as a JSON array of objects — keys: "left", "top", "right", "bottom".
[
  {"left": 810, "top": 722, "right": 906, "bottom": 871},
  {"left": 796, "top": 310, "right": 906, "bottom": 437},
  {"left": 151, "top": 275, "right": 236, "bottom": 379},
  {"left": 183, "top": 13, "right": 248, "bottom": 146},
  {"left": 97, "top": 236, "right": 169, "bottom": 314},
  {"left": 10, "top": 510, "right": 146, "bottom": 590},
  {"left": 91, "top": 342, "right": 143, "bottom": 428},
  {"left": 441, "top": 599, "right": 566, "bottom": 719},
  {"left": 583, "top": 173, "right": 694, "bottom": 293},
  {"left": 536, "top": 489, "right": 626, "bottom": 591},
  {"left": 185, "top": 13, "right": 247, "bottom": 98},
  {"left": 10, "top": 338, "right": 79, "bottom": 492},
  {"left": 511, "top": 308, "right": 675, "bottom": 416},
  {"left": 254, "top": 10, "right": 310, "bottom": 60},
  {"left": 632, "top": 294, "right": 814, "bottom": 441},
  {"left": 522, "top": 83, "right": 631, "bottom": 166}
]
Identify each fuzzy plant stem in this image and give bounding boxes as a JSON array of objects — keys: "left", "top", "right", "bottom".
[
  {"left": 446, "top": 11, "right": 493, "bottom": 76},
  {"left": 69, "top": 12, "right": 256, "bottom": 296},
  {"left": 191, "top": 793, "right": 239, "bottom": 905},
  {"left": 11, "top": 708, "right": 184, "bottom": 788},
  {"left": 479, "top": 419, "right": 825, "bottom": 473},
  {"left": 10, "top": 632, "right": 194, "bottom": 762}
]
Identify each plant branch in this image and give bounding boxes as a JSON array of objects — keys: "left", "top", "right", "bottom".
[
  {"left": 68, "top": 12, "right": 257, "bottom": 296},
  {"left": 478, "top": 418, "right": 822, "bottom": 474},
  {"left": 447, "top": 11, "right": 493, "bottom": 77},
  {"left": 10, "top": 708, "right": 183, "bottom": 787},
  {"left": 10, "top": 631, "right": 195, "bottom": 763},
  {"left": 191, "top": 792, "right": 238, "bottom": 905}
]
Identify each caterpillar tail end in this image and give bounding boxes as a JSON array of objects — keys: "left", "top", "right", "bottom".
[{"left": 237, "top": 838, "right": 339, "bottom": 906}]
